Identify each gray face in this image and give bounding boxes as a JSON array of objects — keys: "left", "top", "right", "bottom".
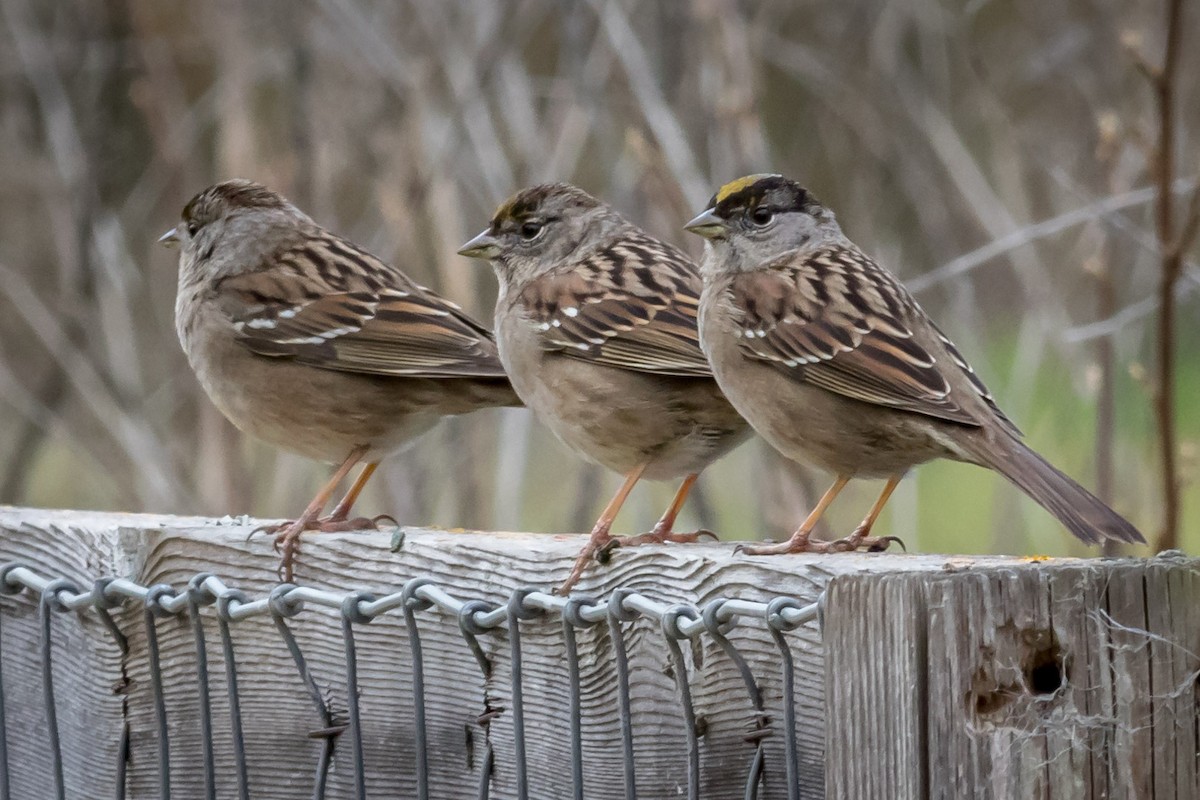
[
  {"left": 460, "top": 183, "right": 629, "bottom": 290},
  {"left": 166, "top": 180, "right": 310, "bottom": 284},
  {"left": 688, "top": 176, "right": 844, "bottom": 275}
]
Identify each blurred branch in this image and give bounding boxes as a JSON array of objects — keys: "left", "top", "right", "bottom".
[
  {"left": 0, "top": 360, "right": 61, "bottom": 501},
  {"left": 916, "top": 177, "right": 1200, "bottom": 351},
  {"left": 1091, "top": 250, "right": 1118, "bottom": 554},
  {"left": 1062, "top": 264, "right": 1200, "bottom": 343},
  {"left": 0, "top": 0, "right": 86, "bottom": 195},
  {"left": 1129, "top": 0, "right": 1199, "bottom": 551},
  {"left": 592, "top": 0, "right": 707, "bottom": 203},
  {"left": 909, "top": 178, "right": 1197, "bottom": 292},
  {"left": 0, "top": 259, "right": 186, "bottom": 508}
]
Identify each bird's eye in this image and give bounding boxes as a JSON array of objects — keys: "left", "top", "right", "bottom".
[
  {"left": 750, "top": 206, "right": 773, "bottom": 227},
  {"left": 519, "top": 221, "right": 544, "bottom": 241},
  {"left": 186, "top": 221, "right": 199, "bottom": 237}
]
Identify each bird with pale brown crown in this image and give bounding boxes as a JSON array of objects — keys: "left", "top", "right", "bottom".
[
  {"left": 687, "top": 173, "right": 1144, "bottom": 554},
  {"left": 460, "top": 183, "right": 751, "bottom": 593},
  {"left": 162, "top": 179, "right": 520, "bottom": 581}
]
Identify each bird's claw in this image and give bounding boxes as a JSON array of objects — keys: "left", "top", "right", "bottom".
[
  {"left": 864, "top": 534, "right": 906, "bottom": 553},
  {"left": 596, "top": 537, "right": 621, "bottom": 564},
  {"left": 371, "top": 513, "right": 400, "bottom": 530},
  {"left": 248, "top": 521, "right": 285, "bottom": 543}
]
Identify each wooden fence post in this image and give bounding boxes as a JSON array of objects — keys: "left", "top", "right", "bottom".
[{"left": 1, "top": 507, "right": 1196, "bottom": 799}]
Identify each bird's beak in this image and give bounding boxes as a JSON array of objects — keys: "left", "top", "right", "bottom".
[
  {"left": 158, "top": 227, "right": 180, "bottom": 248},
  {"left": 457, "top": 229, "right": 502, "bottom": 259},
  {"left": 684, "top": 208, "right": 727, "bottom": 239}
]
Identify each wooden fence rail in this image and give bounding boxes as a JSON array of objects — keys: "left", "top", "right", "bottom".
[{"left": 0, "top": 506, "right": 1196, "bottom": 799}]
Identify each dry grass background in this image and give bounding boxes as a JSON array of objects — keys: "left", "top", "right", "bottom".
[{"left": 0, "top": 0, "right": 1196, "bottom": 555}]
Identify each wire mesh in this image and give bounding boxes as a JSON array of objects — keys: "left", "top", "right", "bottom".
[{"left": 0, "top": 561, "right": 822, "bottom": 799}]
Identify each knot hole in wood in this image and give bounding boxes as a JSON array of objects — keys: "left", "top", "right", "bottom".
[{"left": 969, "top": 626, "right": 1066, "bottom": 719}]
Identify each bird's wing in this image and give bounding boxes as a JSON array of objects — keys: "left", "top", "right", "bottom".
[
  {"left": 728, "top": 245, "right": 998, "bottom": 427},
  {"left": 514, "top": 231, "right": 712, "bottom": 377},
  {"left": 214, "top": 230, "right": 506, "bottom": 378}
]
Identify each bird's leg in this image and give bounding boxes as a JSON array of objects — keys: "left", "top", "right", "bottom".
[
  {"left": 610, "top": 473, "right": 717, "bottom": 547},
  {"left": 259, "top": 445, "right": 368, "bottom": 582},
  {"left": 739, "top": 475, "right": 905, "bottom": 555},
  {"left": 256, "top": 460, "right": 392, "bottom": 536},
  {"left": 829, "top": 475, "right": 905, "bottom": 552},
  {"left": 737, "top": 475, "right": 850, "bottom": 555},
  {"left": 322, "top": 462, "right": 385, "bottom": 527},
  {"left": 557, "top": 464, "right": 647, "bottom": 595}
]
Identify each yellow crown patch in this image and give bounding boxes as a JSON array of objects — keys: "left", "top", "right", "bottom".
[
  {"left": 492, "top": 197, "right": 520, "bottom": 221},
  {"left": 714, "top": 174, "right": 781, "bottom": 204}
]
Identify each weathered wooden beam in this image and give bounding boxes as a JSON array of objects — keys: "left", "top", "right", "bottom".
[
  {"left": 0, "top": 507, "right": 1195, "bottom": 799},
  {"left": 823, "top": 555, "right": 1200, "bottom": 800}
]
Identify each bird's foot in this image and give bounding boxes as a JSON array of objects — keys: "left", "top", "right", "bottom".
[
  {"left": 556, "top": 527, "right": 616, "bottom": 596},
  {"left": 253, "top": 514, "right": 397, "bottom": 583},
  {"left": 600, "top": 526, "right": 719, "bottom": 559},
  {"left": 736, "top": 527, "right": 905, "bottom": 556}
]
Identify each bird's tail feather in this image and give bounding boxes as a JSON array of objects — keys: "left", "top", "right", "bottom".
[{"left": 962, "top": 434, "right": 1145, "bottom": 545}]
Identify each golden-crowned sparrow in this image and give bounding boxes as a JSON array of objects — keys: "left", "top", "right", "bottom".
[
  {"left": 161, "top": 179, "right": 519, "bottom": 580},
  {"left": 459, "top": 183, "right": 751, "bottom": 592},
  {"left": 687, "top": 174, "right": 1144, "bottom": 553}
]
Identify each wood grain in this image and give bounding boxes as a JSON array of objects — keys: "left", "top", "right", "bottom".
[
  {"left": 2, "top": 507, "right": 1196, "bottom": 799},
  {"left": 824, "top": 555, "right": 1200, "bottom": 800}
]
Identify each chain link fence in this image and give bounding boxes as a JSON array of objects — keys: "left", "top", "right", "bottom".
[{"left": 0, "top": 561, "right": 824, "bottom": 800}]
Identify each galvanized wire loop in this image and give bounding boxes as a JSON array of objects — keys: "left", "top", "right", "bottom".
[
  {"left": 216, "top": 588, "right": 250, "bottom": 621},
  {"left": 457, "top": 600, "right": 497, "bottom": 674},
  {"left": 402, "top": 582, "right": 431, "bottom": 800},
  {"left": 701, "top": 596, "right": 730, "bottom": 634},
  {"left": 766, "top": 601, "right": 803, "bottom": 800},
  {"left": 0, "top": 563, "right": 24, "bottom": 596},
  {"left": 42, "top": 578, "right": 79, "bottom": 613},
  {"left": 562, "top": 595, "right": 601, "bottom": 629},
  {"left": 340, "top": 592, "right": 374, "bottom": 800},
  {"left": 703, "top": 598, "right": 769, "bottom": 800},
  {"left": 268, "top": 583, "right": 304, "bottom": 618},
  {"left": 607, "top": 590, "right": 639, "bottom": 799},
  {"left": 145, "top": 583, "right": 178, "bottom": 619},
  {"left": 270, "top": 603, "right": 335, "bottom": 799},
  {"left": 662, "top": 604, "right": 701, "bottom": 641},
  {"left": 662, "top": 605, "right": 701, "bottom": 800},
  {"left": 342, "top": 590, "right": 377, "bottom": 625},
  {"left": 507, "top": 586, "right": 545, "bottom": 621},
  {"left": 561, "top": 597, "right": 599, "bottom": 800},
  {"left": 186, "top": 577, "right": 218, "bottom": 800},
  {"left": 766, "top": 596, "right": 808, "bottom": 632},
  {"left": 143, "top": 591, "right": 172, "bottom": 798},
  {"left": 216, "top": 604, "right": 251, "bottom": 800},
  {"left": 608, "top": 588, "right": 640, "bottom": 623},
  {"left": 188, "top": 572, "right": 216, "bottom": 605},
  {"left": 401, "top": 577, "right": 435, "bottom": 612},
  {"left": 453, "top": 599, "right": 497, "bottom": 798},
  {"left": 506, "top": 587, "right": 539, "bottom": 800},
  {"left": 39, "top": 580, "right": 77, "bottom": 800},
  {"left": 91, "top": 577, "right": 123, "bottom": 610}
]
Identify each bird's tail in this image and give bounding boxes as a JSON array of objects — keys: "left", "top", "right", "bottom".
[{"left": 961, "top": 433, "right": 1145, "bottom": 545}]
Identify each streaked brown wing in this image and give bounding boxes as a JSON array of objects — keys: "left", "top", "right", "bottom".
[
  {"left": 516, "top": 231, "right": 711, "bottom": 377},
  {"left": 215, "top": 231, "right": 506, "bottom": 378},
  {"left": 730, "top": 246, "right": 982, "bottom": 426}
]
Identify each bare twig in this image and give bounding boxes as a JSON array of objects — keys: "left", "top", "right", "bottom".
[
  {"left": 592, "top": 0, "right": 708, "bottom": 203},
  {"left": 1062, "top": 265, "right": 1200, "bottom": 342},
  {"left": 0, "top": 260, "right": 186, "bottom": 507},
  {"left": 1135, "top": 0, "right": 1196, "bottom": 550},
  {"left": 908, "top": 181, "right": 1196, "bottom": 293}
]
